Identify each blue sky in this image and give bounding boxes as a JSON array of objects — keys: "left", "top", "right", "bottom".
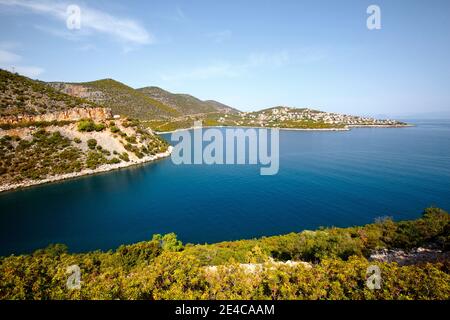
[{"left": 0, "top": 0, "right": 449, "bottom": 116}]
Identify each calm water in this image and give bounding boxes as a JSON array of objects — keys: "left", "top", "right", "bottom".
[{"left": 1, "top": 120, "right": 450, "bottom": 256}]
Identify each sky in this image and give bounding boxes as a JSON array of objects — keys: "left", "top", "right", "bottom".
[{"left": 0, "top": 0, "right": 449, "bottom": 117}]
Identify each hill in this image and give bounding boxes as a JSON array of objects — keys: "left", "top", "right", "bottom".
[
  {"left": 0, "top": 69, "right": 97, "bottom": 117},
  {"left": 204, "top": 99, "right": 239, "bottom": 113},
  {"left": 0, "top": 69, "right": 171, "bottom": 191},
  {"left": 49, "top": 80, "right": 179, "bottom": 120},
  {"left": 0, "top": 118, "right": 170, "bottom": 191},
  {"left": 137, "top": 86, "right": 239, "bottom": 115}
]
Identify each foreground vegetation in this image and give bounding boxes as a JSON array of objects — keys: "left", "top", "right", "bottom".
[{"left": 1, "top": 208, "right": 448, "bottom": 300}]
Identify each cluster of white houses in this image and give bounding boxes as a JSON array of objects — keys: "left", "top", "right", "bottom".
[{"left": 228, "top": 107, "right": 402, "bottom": 126}]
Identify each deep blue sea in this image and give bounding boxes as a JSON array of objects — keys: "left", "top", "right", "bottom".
[{"left": 1, "top": 120, "right": 450, "bottom": 256}]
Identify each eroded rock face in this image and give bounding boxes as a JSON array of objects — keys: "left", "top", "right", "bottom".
[
  {"left": 49, "top": 83, "right": 104, "bottom": 100},
  {"left": 0, "top": 107, "right": 112, "bottom": 125},
  {"left": 369, "top": 247, "right": 450, "bottom": 266}
]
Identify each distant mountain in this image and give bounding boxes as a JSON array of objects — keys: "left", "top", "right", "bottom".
[
  {"left": 0, "top": 69, "right": 97, "bottom": 117},
  {"left": 49, "top": 79, "right": 179, "bottom": 120},
  {"left": 137, "top": 86, "right": 239, "bottom": 115},
  {"left": 203, "top": 99, "right": 240, "bottom": 114}
]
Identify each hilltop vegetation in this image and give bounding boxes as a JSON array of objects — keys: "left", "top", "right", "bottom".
[
  {"left": 0, "top": 208, "right": 448, "bottom": 300},
  {"left": 0, "top": 69, "right": 96, "bottom": 117},
  {"left": 48, "top": 82, "right": 239, "bottom": 121},
  {"left": 138, "top": 86, "right": 238, "bottom": 115},
  {"left": 50, "top": 79, "right": 179, "bottom": 120}
]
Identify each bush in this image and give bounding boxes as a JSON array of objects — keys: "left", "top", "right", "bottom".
[
  {"left": 77, "top": 119, "right": 96, "bottom": 132},
  {"left": 77, "top": 119, "right": 105, "bottom": 132},
  {"left": 119, "top": 152, "right": 130, "bottom": 162},
  {"left": 87, "top": 139, "right": 97, "bottom": 150},
  {"left": 125, "top": 135, "right": 137, "bottom": 144},
  {"left": 94, "top": 123, "right": 106, "bottom": 132},
  {"left": 110, "top": 126, "right": 120, "bottom": 134},
  {"left": 108, "top": 157, "right": 120, "bottom": 164},
  {"left": 86, "top": 151, "right": 107, "bottom": 169},
  {"left": 152, "top": 233, "right": 183, "bottom": 252}
]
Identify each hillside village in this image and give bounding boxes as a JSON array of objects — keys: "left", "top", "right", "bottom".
[{"left": 229, "top": 107, "right": 405, "bottom": 127}]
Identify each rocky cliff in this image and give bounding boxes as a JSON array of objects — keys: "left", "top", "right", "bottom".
[{"left": 0, "top": 107, "right": 112, "bottom": 125}]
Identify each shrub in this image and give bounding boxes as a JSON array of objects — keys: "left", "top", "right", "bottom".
[
  {"left": 77, "top": 119, "right": 96, "bottom": 132},
  {"left": 119, "top": 152, "right": 130, "bottom": 162},
  {"left": 86, "top": 151, "right": 107, "bottom": 169},
  {"left": 108, "top": 158, "right": 120, "bottom": 164},
  {"left": 87, "top": 139, "right": 97, "bottom": 150},
  {"left": 110, "top": 126, "right": 120, "bottom": 134},
  {"left": 78, "top": 119, "right": 105, "bottom": 132},
  {"left": 94, "top": 123, "right": 106, "bottom": 132},
  {"left": 125, "top": 135, "right": 137, "bottom": 144}
]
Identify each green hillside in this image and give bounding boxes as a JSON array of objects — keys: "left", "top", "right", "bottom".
[
  {"left": 0, "top": 119, "right": 169, "bottom": 187},
  {"left": 0, "top": 69, "right": 97, "bottom": 117},
  {"left": 51, "top": 79, "right": 180, "bottom": 120},
  {"left": 138, "top": 86, "right": 239, "bottom": 115},
  {"left": 204, "top": 99, "right": 240, "bottom": 113}
]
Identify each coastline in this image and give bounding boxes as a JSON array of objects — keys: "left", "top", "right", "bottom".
[
  {"left": 156, "top": 125, "right": 349, "bottom": 134},
  {"left": 155, "top": 123, "right": 411, "bottom": 134},
  {"left": 0, "top": 146, "right": 173, "bottom": 193},
  {"left": 347, "top": 124, "right": 415, "bottom": 128}
]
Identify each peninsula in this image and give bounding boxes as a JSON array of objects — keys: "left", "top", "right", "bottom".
[{"left": 0, "top": 69, "right": 408, "bottom": 192}]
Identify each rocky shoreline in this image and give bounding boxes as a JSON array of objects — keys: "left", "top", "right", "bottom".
[{"left": 0, "top": 146, "right": 173, "bottom": 193}]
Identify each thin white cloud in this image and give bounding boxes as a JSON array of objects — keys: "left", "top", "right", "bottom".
[
  {"left": 0, "top": 44, "right": 44, "bottom": 78},
  {"left": 207, "top": 30, "right": 232, "bottom": 43},
  {"left": 0, "top": 0, "right": 153, "bottom": 45},
  {"left": 161, "top": 51, "right": 290, "bottom": 82}
]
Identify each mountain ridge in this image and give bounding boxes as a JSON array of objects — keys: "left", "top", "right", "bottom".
[{"left": 137, "top": 86, "right": 239, "bottom": 115}]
